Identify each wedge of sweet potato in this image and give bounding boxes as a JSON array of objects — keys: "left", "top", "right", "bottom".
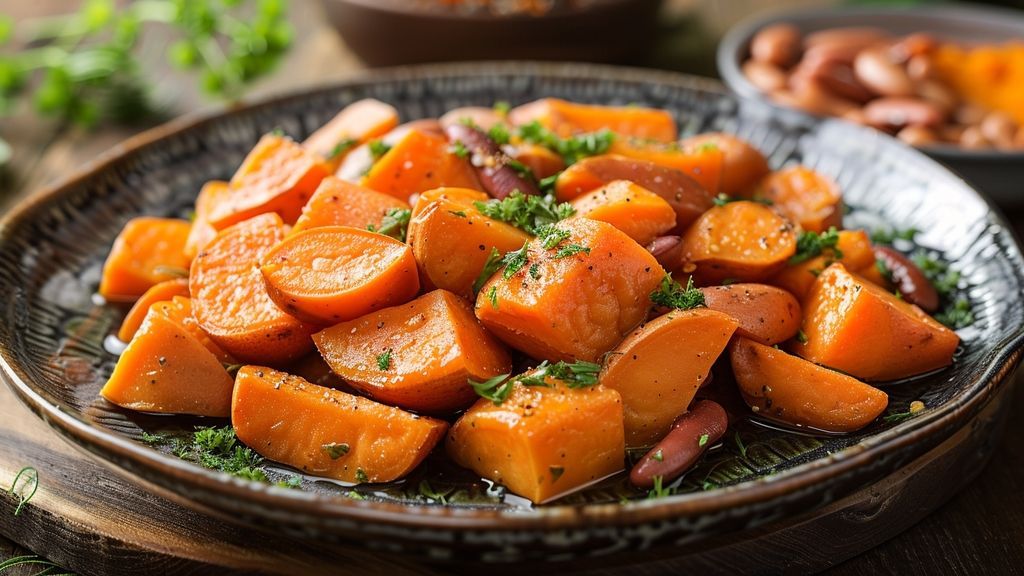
[
  {"left": 679, "top": 133, "right": 770, "bottom": 196},
  {"left": 117, "top": 278, "right": 191, "bottom": 342},
  {"left": 101, "top": 306, "right": 233, "bottom": 417},
  {"left": 209, "top": 134, "right": 330, "bottom": 229},
  {"left": 700, "top": 283, "right": 802, "bottom": 345},
  {"left": 190, "top": 213, "right": 315, "bottom": 365},
  {"left": 99, "top": 217, "right": 192, "bottom": 302},
  {"left": 290, "top": 176, "right": 410, "bottom": 235},
  {"left": 303, "top": 99, "right": 399, "bottom": 170},
  {"left": 570, "top": 180, "right": 677, "bottom": 247},
  {"left": 794, "top": 263, "right": 959, "bottom": 381},
  {"left": 601, "top": 308, "right": 738, "bottom": 447},
  {"left": 410, "top": 187, "right": 489, "bottom": 219},
  {"left": 447, "top": 378, "right": 625, "bottom": 503},
  {"left": 313, "top": 289, "right": 511, "bottom": 413},
  {"left": 731, "top": 337, "right": 888, "bottom": 433},
  {"left": 608, "top": 139, "right": 724, "bottom": 193},
  {"left": 475, "top": 218, "right": 663, "bottom": 362},
  {"left": 770, "top": 229, "right": 874, "bottom": 300},
  {"left": 362, "top": 129, "right": 480, "bottom": 201},
  {"left": 407, "top": 197, "right": 531, "bottom": 298},
  {"left": 185, "top": 181, "right": 230, "bottom": 260},
  {"left": 336, "top": 120, "right": 444, "bottom": 183},
  {"left": 679, "top": 201, "right": 797, "bottom": 284},
  {"left": 232, "top": 366, "right": 447, "bottom": 483},
  {"left": 755, "top": 166, "right": 844, "bottom": 233},
  {"left": 509, "top": 98, "right": 677, "bottom": 142}
]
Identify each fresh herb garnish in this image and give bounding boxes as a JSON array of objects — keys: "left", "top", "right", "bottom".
[
  {"left": 376, "top": 349, "right": 392, "bottom": 371},
  {"left": 518, "top": 121, "right": 615, "bottom": 165},
  {"left": 650, "top": 275, "right": 705, "bottom": 310},
  {"left": 871, "top": 227, "right": 918, "bottom": 245},
  {"left": 418, "top": 479, "right": 454, "bottom": 504},
  {"left": 140, "top": 431, "right": 165, "bottom": 445},
  {"left": 474, "top": 190, "right": 575, "bottom": 235},
  {"left": 553, "top": 244, "right": 590, "bottom": 259},
  {"left": 529, "top": 263, "right": 541, "bottom": 279},
  {"left": 470, "top": 373, "right": 514, "bottom": 405},
  {"left": 538, "top": 173, "right": 559, "bottom": 194},
  {"left": 328, "top": 138, "right": 358, "bottom": 160},
  {"left": 936, "top": 298, "right": 974, "bottom": 329},
  {"left": 367, "top": 207, "right": 412, "bottom": 242},
  {"left": 493, "top": 101, "right": 511, "bottom": 117},
  {"left": 647, "top": 475, "right": 673, "bottom": 499},
  {"left": 473, "top": 247, "right": 503, "bottom": 295},
  {"left": 795, "top": 330, "right": 808, "bottom": 344},
  {"left": 176, "top": 426, "right": 269, "bottom": 483},
  {"left": 712, "top": 193, "right": 771, "bottom": 207},
  {"left": 449, "top": 210, "right": 467, "bottom": 218},
  {"left": 789, "top": 227, "right": 843, "bottom": 265},
  {"left": 911, "top": 251, "right": 960, "bottom": 297},
  {"left": 322, "top": 442, "right": 351, "bottom": 459},
  {"left": 355, "top": 468, "right": 369, "bottom": 483},
  {"left": 488, "top": 123, "right": 511, "bottom": 145},
  {"left": 506, "top": 158, "right": 535, "bottom": 179},
  {"left": 8, "top": 467, "right": 38, "bottom": 517},
  {"left": 541, "top": 360, "right": 602, "bottom": 388},
  {"left": 275, "top": 475, "right": 303, "bottom": 490},
  {"left": 450, "top": 140, "right": 469, "bottom": 158},
  {"left": 347, "top": 490, "right": 365, "bottom": 500},
  {"left": 470, "top": 360, "right": 602, "bottom": 405},
  {"left": 652, "top": 449, "right": 664, "bottom": 462},
  {"left": 368, "top": 139, "right": 392, "bottom": 161},
  {"left": 734, "top": 431, "right": 747, "bottom": 459},
  {"left": 698, "top": 434, "right": 709, "bottom": 447},
  {"left": 487, "top": 286, "right": 499, "bottom": 308},
  {"left": 875, "top": 257, "right": 894, "bottom": 283},
  {"left": 501, "top": 243, "right": 530, "bottom": 279}
]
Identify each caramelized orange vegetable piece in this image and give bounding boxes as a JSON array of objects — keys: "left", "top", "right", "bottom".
[
  {"left": 151, "top": 296, "right": 236, "bottom": 364},
  {"left": 475, "top": 218, "right": 663, "bottom": 362},
  {"left": 314, "top": 290, "right": 511, "bottom": 413},
  {"left": 755, "top": 166, "right": 844, "bottom": 233},
  {"left": 99, "top": 217, "right": 192, "bottom": 301},
  {"left": 509, "top": 98, "right": 677, "bottom": 142},
  {"left": 185, "top": 181, "right": 230, "bottom": 260},
  {"left": 101, "top": 307, "right": 233, "bottom": 417},
  {"left": 290, "top": 176, "right": 410, "bottom": 235},
  {"left": 731, "top": 337, "right": 889, "bottom": 433},
  {"left": 260, "top": 226, "right": 419, "bottom": 325},
  {"left": 570, "top": 180, "right": 677, "bottom": 247},
  {"left": 208, "top": 134, "right": 330, "bottom": 229},
  {"left": 232, "top": 366, "right": 448, "bottom": 483},
  {"left": 410, "top": 186, "right": 489, "bottom": 218},
  {"left": 190, "top": 213, "right": 315, "bottom": 365},
  {"left": 679, "top": 133, "right": 770, "bottom": 196},
  {"left": 700, "top": 283, "right": 802, "bottom": 345},
  {"left": 601, "top": 308, "right": 737, "bottom": 447},
  {"left": 117, "top": 278, "right": 190, "bottom": 342},
  {"left": 407, "top": 197, "right": 531, "bottom": 298},
  {"left": 336, "top": 120, "right": 444, "bottom": 183},
  {"left": 447, "top": 378, "right": 625, "bottom": 503},
  {"left": 794, "top": 264, "right": 959, "bottom": 381},
  {"left": 608, "top": 140, "right": 724, "bottom": 193},
  {"left": 362, "top": 129, "right": 480, "bottom": 201},
  {"left": 303, "top": 99, "right": 399, "bottom": 170},
  {"left": 680, "top": 201, "right": 797, "bottom": 284},
  {"left": 770, "top": 230, "right": 874, "bottom": 299}
]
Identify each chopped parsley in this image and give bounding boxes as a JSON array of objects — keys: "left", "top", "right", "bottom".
[
  {"left": 518, "top": 121, "right": 615, "bottom": 165},
  {"left": 175, "top": 426, "right": 269, "bottom": 483},
  {"left": 449, "top": 210, "right": 467, "bottom": 218},
  {"left": 355, "top": 468, "right": 369, "bottom": 483},
  {"left": 140, "top": 431, "right": 165, "bottom": 445},
  {"left": 871, "top": 227, "right": 918, "bottom": 245},
  {"left": 541, "top": 360, "right": 602, "bottom": 388},
  {"left": 650, "top": 275, "right": 705, "bottom": 310},
  {"left": 450, "top": 140, "right": 469, "bottom": 158},
  {"left": 911, "top": 251, "right": 960, "bottom": 297},
  {"left": 487, "top": 286, "right": 499, "bottom": 308},
  {"left": 501, "top": 242, "right": 530, "bottom": 279},
  {"left": 795, "top": 329, "right": 808, "bottom": 344},
  {"left": 473, "top": 247, "right": 504, "bottom": 294},
  {"left": 327, "top": 138, "right": 358, "bottom": 160},
  {"left": 322, "top": 442, "right": 351, "bottom": 459},
  {"left": 875, "top": 257, "right": 894, "bottom": 283},
  {"left": 698, "top": 434, "right": 709, "bottom": 447},
  {"left": 529, "top": 263, "right": 541, "bottom": 279},
  {"left": 469, "top": 360, "right": 602, "bottom": 405},
  {"left": 418, "top": 479, "right": 454, "bottom": 504},
  {"left": 936, "top": 298, "right": 974, "bottom": 329},
  {"left": 474, "top": 190, "right": 575, "bottom": 234},
  {"left": 493, "top": 101, "right": 511, "bottom": 116},
  {"left": 367, "top": 207, "right": 412, "bottom": 242},
  {"left": 275, "top": 475, "right": 303, "bottom": 490},
  {"left": 553, "top": 243, "right": 590, "bottom": 259},
  {"left": 367, "top": 139, "right": 392, "bottom": 161},
  {"left": 536, "top": 225, "right": 570, "bottom": 249},
  {"left": 652, "top": 449, "right": 664, "bottom": 462},
  {"left": 487, "top": 123, "right": 511, "bottom": 145},
  {"left": 469, "top": 373, "right": 514, "bottom": 405},
  {"left": 376, "top": 348, "right": 392, "bottom": 371},
  {"left": 538, "top": 172, "right": 559, "bottom": 194},
  {"left": 789, "top": 227, "right": 843, "bottom": 265},
  {"left": 506, "top": 158, "right": 534, "bottom": 178},
  {"left": 647, "top": 475, "right": 673, "bottom": 499},
  {"left": 712, "top": 193, "right": 771, "bottom": 207}
]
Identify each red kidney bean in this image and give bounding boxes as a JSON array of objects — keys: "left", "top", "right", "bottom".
[
  {"left": 854, "top": 47, "right": 915, "bottom": 97},
  {"left": 874, "top": 246, "right": 939, "bottom": 312},
  {"left": 629, "top": 399, "right": 728, "bottom": 489},
  {"left": 645, "top": 235, "right": 683, "bottom": 271},
  {"left": 804, "top": 27, "right": 890, "bottom": 50},
  {"left": 750, "top": 24, "right": 802, "bottom": 68},
  {"left": 863, "top": 97, "right": 946, "bottom": 129},
  {"left": 915, "top": 80, "right": 957, "bottom": 113},
  {"left": 814, "top": 61, "right": 874, "bottom": 103},
  {"left": 896, "top": 125, "right": 939, "bottom": 147},
  {"left": 980, "top": 111, "right": 1017, "bottom": 149},
  {"left": 890, "top": 33, "right": 938, "bottom": 63},
  {"left": 960, "top": 126, "right": 989, "bottom": 149},
  {"left": 444, "top": 123, "right": 540, "bottom": 199},
  {"left": 742, "top": 60, "right": 788, "bottom": 92}
]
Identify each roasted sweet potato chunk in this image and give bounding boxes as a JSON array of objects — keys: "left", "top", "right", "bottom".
[
  {"left": 700, "top": 283, "right": 802, "bottom": 345},
  {"left": 303, "top": 99, "right": 399, "bottom": 170},
  {"left": 290, "top": 176, "right": 410, "bottom": 235},
  {"left": 99, "top": 217, "right": 192, "bottom": 302},
  {"left": 570, "top": 180, "right": 677, "bottom": 247},
  {"left": 509, "top": 98, "right": 677, "bottom": 142},
  {"left": 362, "top": 129, "right": 480, "bottom": 201},
  {"left": 755, "top": 166, "right": 844, "bottom": 233}
]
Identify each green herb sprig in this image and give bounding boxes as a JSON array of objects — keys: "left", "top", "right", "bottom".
[
  {"left": 474, "top": 190, "right": 575, "bottom": 235},
  {"left": 368, "top": 207, "right": 411, "bottom": 242},
  {"left": 789, "top": 227, "right": 843, "bottom": 265},
  {"left": 7, "top": 467, "right": 38, "bottom": 517},
  {"left": 517, "top": 121, "right": 615, "bottom": 165},
  {"left": 650, "top": 275, "right": 705, "bottom": 310}
]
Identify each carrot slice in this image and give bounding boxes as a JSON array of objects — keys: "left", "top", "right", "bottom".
[
  {"left": 447, "top": 378, "right": 625, "bottom": 503},
  {"left": 362, "top": 129, "right": 481, "bottom": 201},
  {"left": 475, "top": 218, "right": 663, "bottom": 362},
  {"left": 509, "top": 98, "right": 677, "bottom": 142},
  {"left": 700, "top": 283, "right": 802, "bottom": 345},
  {"left": 755, "top": 166, "right": 844, "bottom": 233},
  {"left": 232, "top": 366, "right": 448, "bottom": 483},
  {"left": 185, "top": 181, "right": 230, "bottom": 260},
  {"left": 407, "top": 197, "right": 531, "bottom": 298},
  {"left": 608, "top": 140, "right": 724, "bottom": 193},
  {"left": 101, "top": 307, "right": 233, "bottom": 417},
  {"left": 570, "top": 179, "right": 677, "bottom": 247},
  {"left": 313, "top": 289, "right": 511, "bottom": 413},
  {"left": 117, "top": 278, "right": 190, "bottom": 342},
  {"left": 259, "top": 226, "right": 420, "bottom": 325},
  {"left": 303, "top": 99, "right": 399, "bottom": 171},
  {"left": 601, "top": 308, "right": 737, "bottom": 447},
  {"left": 190, "top": 213, "right": 315, "bottom": 365},
  {"left": 208, "top": 134, "right": 330, "bottom": 229},
  {"left": 770, "top": 229, "right": 874, "bottom": 299},
  {"left": 794, "top": 263, "right": 959, "bottom": 381},
  {"left": 731, "top": 337, "right": 888, "bottom": 433},
  {"left": 680, "top": 201, "right": 797, "bottom": 285},
  {"left": 99, "top": 217, "right": 192, "bottom": 301},
  {"left": 290, "top": 176, "right": 410, "bottom": 235}
]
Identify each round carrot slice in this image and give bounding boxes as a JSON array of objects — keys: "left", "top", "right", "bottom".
[
  {"left": 259, "top": 226, "right": 420, "bottom": 325},
  {"left": 190, "top": 213, "right": 315, "bottom": 365}
]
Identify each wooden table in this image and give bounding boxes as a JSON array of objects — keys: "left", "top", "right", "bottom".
[{"left": 2, "top": 1, "right": 1023, "bottom": 574}]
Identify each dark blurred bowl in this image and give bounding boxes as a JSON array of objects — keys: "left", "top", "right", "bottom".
[
  {"left": 321, "top": 0, "right": 663, "bottom": 67},
  {"left": 717, "top": 5, "right": 1024, "bottom": 207}
]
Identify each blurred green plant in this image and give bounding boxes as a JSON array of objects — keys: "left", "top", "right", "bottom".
[{"left": 0, "top": 0, "right": 292, "bottom": 165}]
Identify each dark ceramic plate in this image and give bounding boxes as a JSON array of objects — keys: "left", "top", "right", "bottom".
[
  {"left": 717, "top": 5, "right": 1024, "bottom": 206},
  {"left": 1, "top": 62, "right": 1023, "bottom": 564}
]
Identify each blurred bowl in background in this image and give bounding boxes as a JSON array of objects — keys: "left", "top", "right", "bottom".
[
  {"left": 717, "top": 5, "right": 1024, "bottom": 207},
  {"left": 321, "top": 0, "right": 663, "bottom": 67}
]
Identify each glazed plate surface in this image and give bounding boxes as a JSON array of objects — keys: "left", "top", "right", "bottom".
[{"left": 1, "top": 62, "right": 1022, "bottom": 562}]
